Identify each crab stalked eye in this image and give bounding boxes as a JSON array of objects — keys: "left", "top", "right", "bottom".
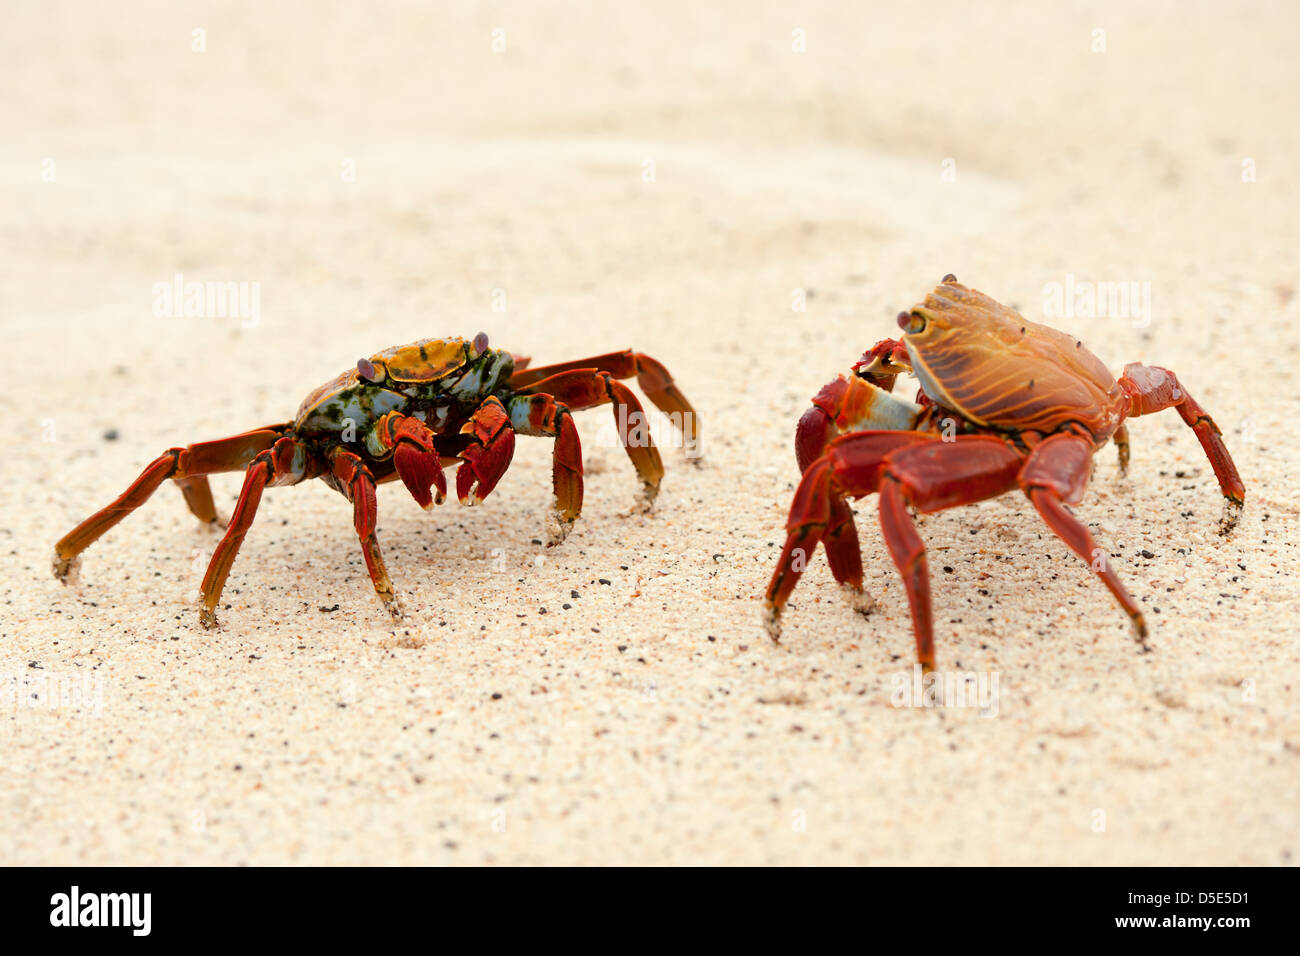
[
  {"left": 472, "top": 331, "right": 490, "bottom": 356},
  {"left": 897, "top": 310, "right": 927, "bottom": 334},
  {"left": 357, "top": 358, "right": 382, "bottom": 382}
]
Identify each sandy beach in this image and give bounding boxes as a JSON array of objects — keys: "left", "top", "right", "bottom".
[{"left": 2, "top": 1, "right": 1298, "bottom": 864}]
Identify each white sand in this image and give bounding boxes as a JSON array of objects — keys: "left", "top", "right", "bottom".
[{"left": 2, "top": 1, "right": 1297, "bottom": 864}]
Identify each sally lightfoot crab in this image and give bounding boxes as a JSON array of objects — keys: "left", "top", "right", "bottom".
[
  {"left": 764, "top": 276, "right": 1245, "bottom": 670},
  {"left": 53, "top": 334, "right": 697, "bottom": 627}
]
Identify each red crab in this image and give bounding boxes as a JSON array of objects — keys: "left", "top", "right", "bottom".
[
  {"left": 764, "top": 276, "right": 1245, "bottom": 670},
  {"left": 53, "top": 334, "right": 697, "bottom": 627}
]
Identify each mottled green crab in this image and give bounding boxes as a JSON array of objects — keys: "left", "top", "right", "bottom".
[{"left": 53, "top": 333, "right": 698, "bottom": 626}]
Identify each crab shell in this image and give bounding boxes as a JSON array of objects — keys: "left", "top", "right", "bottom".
[
  {"left": 292, "top": 334, "right": 503, "bottom": 436},
  {"left": 898, "top": 277, "right": 1126, "bottom": 443},
  {"left": 362, "top": 334, "right": 491, "bottom": 383}
]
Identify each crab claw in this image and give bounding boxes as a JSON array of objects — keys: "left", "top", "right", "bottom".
[
  {"left": 456, "top": 396, "right": 515, "bottom": 506},
  {"left": 852, "top": 338, "right": 912, "bottom": 383},
  {"left": 456, "top": 440, "right": 513, "bottom": 505},
  {"left": 368, "top": 412, "right": 446, "bottom": 509},
  {"left": 394, "top": 443, "right": 447, "bottom": 509}
]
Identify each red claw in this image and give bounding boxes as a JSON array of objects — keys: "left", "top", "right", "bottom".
[
  {"left": 456, "top": 430, "right": 514, "bottom": 504},
  {"left": 852, "top": 338, "right": 911, "bottom": 384},
  {"left": 375, "top": 412, "right": 445, "bottom": 509},
  {"left": 394, "top": 443, "right": 446, "bottom": 509},
  {"left": 457, "top": 397, "right": 515, "bottom": 505}
]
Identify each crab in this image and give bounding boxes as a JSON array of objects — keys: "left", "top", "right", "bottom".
[
  {"left": 764, "top": 276, "right": 1245, "bottom": 670},
  {"left": 53, "top": 334, "right": 698, "bottom": 627}
]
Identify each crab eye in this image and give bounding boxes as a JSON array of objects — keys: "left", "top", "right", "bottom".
[
  {"left": 357, "top": 358, "right": 382, "bottom": 382},
  {"left": 472, "top": 331, "right": 490, "bottom": 356},
  {"left": 897, "top": 310, "right": 927, "bottom": 334}
]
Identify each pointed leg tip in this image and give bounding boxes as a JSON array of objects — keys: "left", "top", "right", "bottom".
[
  {"left": 199, "top": 608, "right": 219, "bottom": 629},
  {"left": 546, "top": 513, "right": 576, "bottom": 547},
  {"left": 1132, "top": 615, "right": 1150, "bottom": 650},
  {"left": 52, "top": 551, "right": 79, "bottom": 584},
  {"left": 762, "top": 604, "right": 783, "bottom": 642},
  {"left": 635, "top": 482, "right": 660, "bottom": 514},
  {"left": 1218, "top": 498, "right": 1244, "bottom": 535},
  {"left": 840, "top": 583, "right": 875, "bottom": 616}
]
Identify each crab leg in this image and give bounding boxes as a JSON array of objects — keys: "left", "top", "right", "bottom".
[
  {"left": 1118, "top": 363, "right": 1245, "bottom": 532},
  {"left": 323, "top": 447, "right": 401, "bottom": 620},
  {"left": 764, "top": 430, "right": 937, "bottom": 640},
  {"left": 198, "top": 435, "right": 313, "bottom": 627},
  {"left": 504, "top": 393, "right": 584, "bottom": 544},
  {"left": 821, "top": 499, "right": 866, "bottom": 610},
  {"left": 1112, "top": 422, "right": 1130, "bottom": 475},
  {"left": 875, "top": 437, "right": 1024, "bottom": 670},
  {"left": 1018, "top": 433, "right": 1147, "bottom": 648},
  {"left": 510, "top": 350, "right": 699, "bottom": 454},
  {"left": 793, "top": 400, "right": 868, "bottom": 611},
  {"left": 53, "top": 425, "right": 289, "bottom": 582},
  {"left": 791, "top": 374, "right": 924, "bottom": 614},
  {"left": 515, "top": 368, "right": 666, "bottom": 508}
]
